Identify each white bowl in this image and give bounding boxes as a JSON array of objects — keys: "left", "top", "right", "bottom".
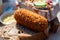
[{"left": 0, "top": 10, "right": 15, "bottom": 25}]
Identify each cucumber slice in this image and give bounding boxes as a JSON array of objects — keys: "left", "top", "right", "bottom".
[{"left": 33, "top": 2, "right": 46, "bottom": 8}]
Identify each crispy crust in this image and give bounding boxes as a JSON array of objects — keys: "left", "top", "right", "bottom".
[
  {"left": 14, "top": 8, "right": 48, "bottom": 32},
  {"left": 18, "top": 32, "right": 48, "bottom": 40}
]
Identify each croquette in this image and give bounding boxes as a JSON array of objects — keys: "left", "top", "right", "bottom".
[{"left": 14, "top": 8, "right": 48, "bottom": 32}]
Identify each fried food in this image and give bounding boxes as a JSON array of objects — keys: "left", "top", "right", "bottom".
[
  {"left": 14, "top": 8, "right": 48, "bottom": 32},
  {"left": 18, "top": 32, "right": 48, "bottom": 40}
]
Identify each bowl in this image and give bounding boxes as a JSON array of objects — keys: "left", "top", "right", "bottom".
[{"left": 0, "top": 10, "right": 15, "bottom": 25}]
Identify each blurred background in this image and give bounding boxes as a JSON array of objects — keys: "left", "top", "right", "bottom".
[{"left": 0, "top": 0, "right": 60, "bottom": 40}]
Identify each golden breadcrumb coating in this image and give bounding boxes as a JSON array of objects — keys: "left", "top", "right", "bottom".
[{"left": 14, "top": 8, "right": 48, "bottom": 32}]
